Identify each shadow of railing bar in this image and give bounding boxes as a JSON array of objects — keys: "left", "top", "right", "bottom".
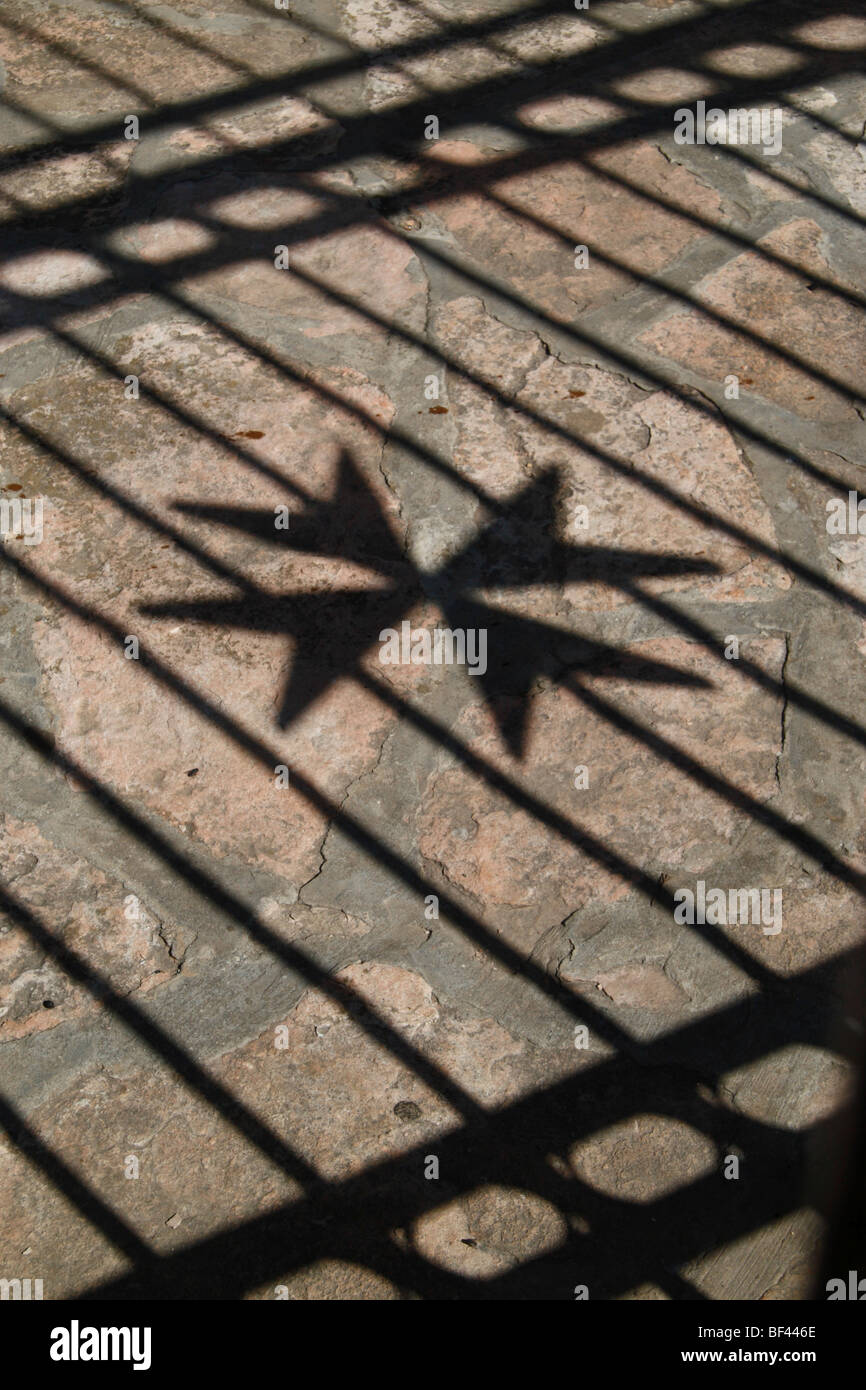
[
  {"left": 0, "top": 884, "right": 328, "bottom": 1186},
  {"left": 0, "top": 642, "right": 668, "bottom": 1059},
  {"left": 0, "top": 703, "right": 491, "bottom": 1118},
  {"left": 0, "top": 20, "right": 861, "bottom": 251},
  {"left": 1, "top": 399, "right": 850, "bottom": 998},
  {"left": 5, "top": 178, "right": 864, "bottom": 640},
  {"left": 2, "top": 690, "right": 826, "bottom": 1299},
  {"left": 0, "top": 548, "right": 796, "bottom": 1017},
  {"left": 0, "top": 0, "right": 707, "bottom": 178},
  {"left": 0, "top": 1092, "right": 156, "bottom": 1267},
  {"left": 9, "top": 231, "right": 862, "bottom": 642},
  {"left": 8, "top": 274, "right": 866, "bottom": 763},
  {"left": 0, "top": 1063, "right": 483, "bottom": 1301},
  {"left": 360, "top": 662, "right": 866, "bottom": 901},
  {"left": 77, "top": 945, "right": 855, "bottom": 1299}
]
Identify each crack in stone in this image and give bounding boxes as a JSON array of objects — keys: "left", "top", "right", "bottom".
[
  {"left": 297, "top": 717, "right": 398, "bottom": 906},
  {"left": 154, "top": 915, "right": 187, "bottom": 970},
  {"left": 775, "top": 631, "right": 791, "bottom": 794}
]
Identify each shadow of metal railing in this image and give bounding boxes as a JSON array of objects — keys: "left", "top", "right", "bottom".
[{"left": 0, "top": 0, "right": 864, "bottom": 1300}]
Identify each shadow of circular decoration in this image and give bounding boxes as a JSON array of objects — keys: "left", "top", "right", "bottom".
[
  {"left": 412, "top": 1185, "right": 568, "bottom": 1277},
  {"left": 569, "top": 1115, "right": 718, "bottom": 1204}
]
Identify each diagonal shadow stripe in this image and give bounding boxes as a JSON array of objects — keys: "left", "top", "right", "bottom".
[
  {"left": 0, "top": 1093, "right": 155, "bottom": 1267},
  {"left": 0, "top": 1, "right": 861, "bottom": 255},
  {"left": 73, "top": 942, "right": 856, "bottom": 1300},
  {"left": 0, "top": 550, "right": 794, "bottom": 999}
]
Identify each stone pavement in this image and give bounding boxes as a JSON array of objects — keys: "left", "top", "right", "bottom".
[{"left": 0, "top": 0, "right": 864, "bottom": 1300}]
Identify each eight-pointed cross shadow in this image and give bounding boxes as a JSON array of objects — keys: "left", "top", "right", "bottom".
[{"left": 142, "top": 450, "right": 717, "bottom": 756}]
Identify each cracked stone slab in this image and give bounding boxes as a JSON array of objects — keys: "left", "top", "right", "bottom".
[
  {"left": 432, "top": 296, "right": 791, "bottom": 609},
  {"left": 426, "top": 133, "right": 729, "bottom": 325},
  {"left": 2, "top": 330, "right": 404, "bottom": 881},
  {"left": 638, "top": 219, "right": 866, "bottom": 423},
  {"left": 0, "top": 815, "right": 190, "bottom": 1041},
  {"left": 416, "top": 636, "right": 785, "bottom": 955},
  {"left": 0, "top": 957, "right": 583, "bottom": 1297}
]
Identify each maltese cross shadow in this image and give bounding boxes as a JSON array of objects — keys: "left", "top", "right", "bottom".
[{"left": 142, "top": 450, "right": 716, "bottom": 756}]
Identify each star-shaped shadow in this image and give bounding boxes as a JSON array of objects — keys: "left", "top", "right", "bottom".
[{"left": 142, "top": 450, "right": 716, "bottom": 756}]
